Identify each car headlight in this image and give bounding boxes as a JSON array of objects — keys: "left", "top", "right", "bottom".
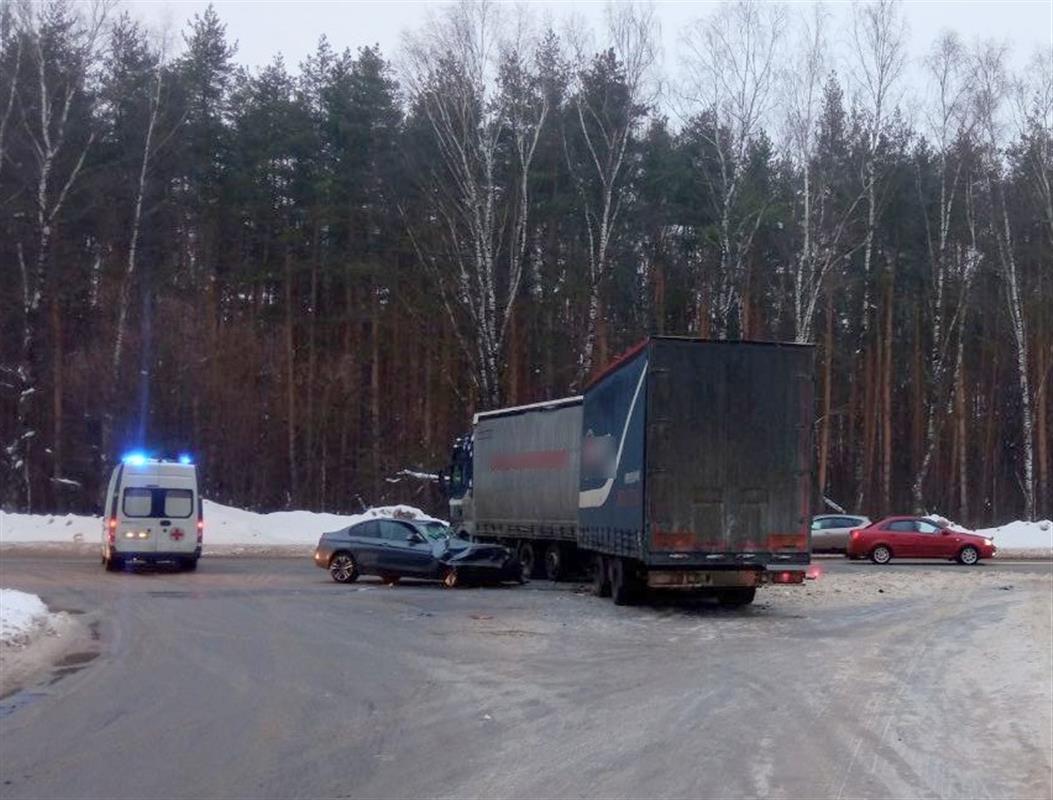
[{"left": 983, "top": 538, "right": 993, "bottom": 547}]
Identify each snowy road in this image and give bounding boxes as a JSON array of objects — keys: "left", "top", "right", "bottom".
[{"left": 1, "top": 556, "right": 1050, "bottom": 800}]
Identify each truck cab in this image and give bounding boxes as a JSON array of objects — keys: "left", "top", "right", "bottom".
[{"left": 446, "top": 434, "right": 474, "bottom": 539}]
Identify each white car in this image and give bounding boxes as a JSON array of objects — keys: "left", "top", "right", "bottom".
[
  {"left": 102, "top": 454, "right": 202, "bottom": 571},
  {"left": 811, "top": 514, "right": 871, "bottom": 553}
]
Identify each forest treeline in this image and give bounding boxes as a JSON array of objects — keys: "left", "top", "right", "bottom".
[{"left": 0, "top": 0, "right": 1049, "bottom": 523}]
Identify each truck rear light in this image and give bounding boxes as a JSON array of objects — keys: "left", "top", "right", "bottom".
[
  {"left": 771, "top": 570, "right": 805, "bottom": 584},
  {"left": 196, "top": 519, "right": 204, "bottom": 543}
]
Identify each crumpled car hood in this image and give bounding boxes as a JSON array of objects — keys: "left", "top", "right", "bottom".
[{"left": 439, "top": 542, "right": 511, "bottom": 566}]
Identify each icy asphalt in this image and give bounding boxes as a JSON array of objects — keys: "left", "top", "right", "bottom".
[{"left": 1, "top": 555, "right": 1050, "bottom": 800}]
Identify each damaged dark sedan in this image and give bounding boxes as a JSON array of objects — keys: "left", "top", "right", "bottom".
[{"left": 313, "top": 518, "right": 524, "bottom": 587}]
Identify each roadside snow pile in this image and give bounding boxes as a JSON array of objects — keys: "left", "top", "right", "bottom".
[
  {"left": 201, "top": 501, "right": 444, "bottom": 545},
  {"left": 0, "top": 511, "right": 98, "bottom": 544},
  {"left": 0, "top": 590, "right": 52, "bottom": 647},
  {"left": 922, "top": 514, "right": 1051, "bottom": 555},
  {"left": 0, "top": 502, "right": 445, "bottom": 547},
  {"left": 976, "top": 519, "right": 1052, "bottom": 554}
]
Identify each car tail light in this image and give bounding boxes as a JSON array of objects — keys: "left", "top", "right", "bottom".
[
  {"left": 772, "top": 570, "right": 805, "bottom": 584},
  {"left": 196, "top": 519, "right": 204, "bottom": 543},
  {"left": 107, "top": 517, "right": 117, "bottom": 544},
  {"left": 850, "top": 529, "right": 861, "bottom": 539}
]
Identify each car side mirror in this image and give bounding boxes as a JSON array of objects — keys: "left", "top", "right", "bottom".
[
  {"left": 407, "top": 533, "right": 424, "bottom": 544},
  {"left": 940, "top": 529, "right": 950, "bottom": 535}
]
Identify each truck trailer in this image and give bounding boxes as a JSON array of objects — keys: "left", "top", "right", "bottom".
[{"left": 446, "top": 337, "right": 815, "bottom": 605}]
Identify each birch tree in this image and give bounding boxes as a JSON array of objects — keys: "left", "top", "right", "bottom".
[
  {"left": 910, "top": 31, "right": 980, "bottom": 511},
  {"left": 848, "top": 0, "right": 906, "bottom": 512},
  {"left": 103, "top": 16, "right": 173, "bottom": 462},
  {"left": 849, "top": 0, "right": 906, "bottom": 321},
  {"left": 403, "top": 0, "right": 549, "bottom": 406},
  {"left": 0, "top": 9, "right": 21, "bottom": 182},
  {"left": 681, "top": 0, "right": 784, "bottom": 338},
  {"left": 1012, "top": 51, "right": 1052, "bottom": 515},
  {"left": 6, "top": 0, "right": 111, "bottom": 510},
  {"left": 565, "top": 1, "right": 657, "bottom": 383},
  {"left": 973, "top": 41, "right": 1038, "bottom": 519},
  {"left": 782, "top": 4, "right": 869, "bottom": 345}
]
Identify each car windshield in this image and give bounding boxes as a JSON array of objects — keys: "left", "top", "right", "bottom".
[{"left": 419, "top": 521, "right": 451, "bottom": 541}]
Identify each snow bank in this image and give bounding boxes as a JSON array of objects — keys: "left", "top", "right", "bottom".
[
  {"left": 0, "top": 589, "right": 51, "bottom": 646},
  {"left": 0, "top": 501, "right": 444, "bottom": 547},
  {"left": 925, "top": 514, "right": 1052, "bottom": 555},
  {"left": 976, "top": 519, "right": 1052, "bottom": 553},
  {"left": 200, "top": 501, "right": 444, "bottom": 545}
]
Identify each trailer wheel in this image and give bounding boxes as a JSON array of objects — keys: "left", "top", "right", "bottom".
[
  {"left": 592, "top": 555, "right": 611, "bottom": 597},
  {"left": 610, "top": 558, "right": 640, "bottom": 606},
  {"left": 518, "top": 542, "right": 541, "bottom": 579},
  {"left": 544, "top": 544, "right": 565, "bottom": 581}
]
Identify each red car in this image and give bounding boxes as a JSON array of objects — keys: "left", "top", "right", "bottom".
[{"left": 845, "top": 516, "right": 996, "bottom": 565}]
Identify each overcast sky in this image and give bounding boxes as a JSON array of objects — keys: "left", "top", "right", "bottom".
[{"left": 127, "top": 0, "right": 1050, "bottom": 84}]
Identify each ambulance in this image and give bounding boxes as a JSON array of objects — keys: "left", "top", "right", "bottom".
[{"left": 101, "top": 453, "right": 202, "bottom": 571}]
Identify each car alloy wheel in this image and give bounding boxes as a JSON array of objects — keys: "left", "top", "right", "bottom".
[
  {"left": 958, "top": 545, "right": 979, "bottom": 565},
  {"left": 329, "top": 554, "right": 358, "bottom": 583},
  {"left": 871, "top": 545, "right": 892, "bottom": 565}
]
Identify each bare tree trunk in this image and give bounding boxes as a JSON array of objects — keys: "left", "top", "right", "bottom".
[
  {"left": 1035, "top": 338, "right": 1049, "bottom": 516},
  {"left": 370, "top": 282, "right": 381, "bottom": 498},
  {"left": 881, "top": 272, "right": 893, "bottom": 514},
  {"left": 818, "top": 290, "right": 833, "bottom": 495},
  {"left": 50, "top": 295, "right": 62, "bottom": 495},
  {"left": 911, "top": 307, "right": 924, "bottom": 474},
  {"left": 995, "top": 194, "right": 1036, "bottom": 518},
  {"left": 956, "top": 335, "right": 969, "bottom": 521},
  {"left": 284, "top": 252, "right": 298, "bottom": 504},
  {"left": 0, "top": 33, "right": 20, "bottom": 183},
  {"left": 306, "top": 235, "right": 319, "bottom": 497},
  {"left": 107, "top": 60, "right": 164, "bottom": 460},
  {"left": 859, "top": 344, "right": 877, "bottom": 512}
]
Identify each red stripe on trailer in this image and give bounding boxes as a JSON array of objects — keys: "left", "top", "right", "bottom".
[{"left": 489, "top": 449, "right": 571, "bottom": 471}]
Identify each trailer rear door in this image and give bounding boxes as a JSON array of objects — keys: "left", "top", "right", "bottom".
[{"left": 646, "top": 339, "right": 813, "bottom": 558}]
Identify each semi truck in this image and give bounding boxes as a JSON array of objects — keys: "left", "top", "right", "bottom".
[{"left": 445, "top": 336, "right": 814, "bottom": 605}]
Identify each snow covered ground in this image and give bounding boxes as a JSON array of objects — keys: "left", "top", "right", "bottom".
[
  {"left": 0, "top": 589, "right": 52, "bottom": 646},
  {"left": 0, "top": 501, "right": 444, "bottom": 548},
  {"left": 1, "top": 502, "right": 1049, "bottom": 555},
  {"left": 0, "top": 589, "right": 93, "bottom": 695}
]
